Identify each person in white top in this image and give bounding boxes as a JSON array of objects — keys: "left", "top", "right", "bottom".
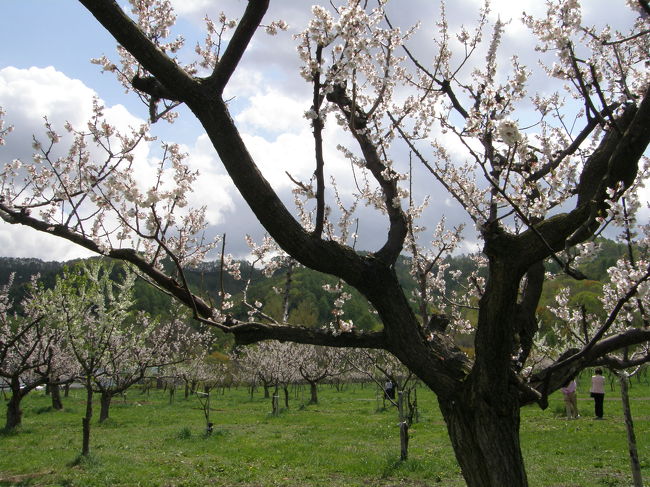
[{"left": 590, "top": 368, "right": 606, "bottom": 419}]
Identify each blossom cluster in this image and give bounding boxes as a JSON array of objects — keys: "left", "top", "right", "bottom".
[
  {"left": 195, "top": 13, "right": 238, "bottom": 71},
  {"left": 0, "top": 100, "right": 216, "bottom": 272},
  {"left": 405, "top": 216, "right": 477, "bottom": 337},
  {"left": 0, "top": 107, "right": 12, "bottom": 146}
]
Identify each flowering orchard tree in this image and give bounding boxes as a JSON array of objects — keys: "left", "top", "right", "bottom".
[
  {"left": 294, "top": 343, "right": 350, "bottom": 404},
  {"left": 0, "top": 275, "right": 69, "bottom": 430},
  {"left": 235, "top": 340, "right": 299, "bottom": 410},
  {"left": 164, "top": 347, "right": 212, "bottom": 400},
  {"left": 27, "top": 260, "right": 190, "bottom": 453},
  {"left": 233, "top": 341, "right": 275, "bottom": 399},
  {"left": 539, "top": 208, "right": 649, "bottom": 487},
  {"left": 27, "top": 261, "right": 134, "bottom": 455},
  {"left": 89, "top": 314, "right": 197, "bottom": 423},
  {"left": 1, "top": 1, "right": 650, "bottom": 485}
]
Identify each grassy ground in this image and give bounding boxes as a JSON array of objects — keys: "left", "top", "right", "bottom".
[{"left": 0, "top": 378, "right": 648, "bottom": 487}]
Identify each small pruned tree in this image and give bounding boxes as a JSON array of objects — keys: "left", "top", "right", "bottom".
[
  {"left": 27, "top": 260, "right": 169, "bottom": 454},
  {"left": 347, "top": 348, "right": 419, "bottom": 460},
  {"left": 295, "top": 343, "right": 350, "bottom": 405}
]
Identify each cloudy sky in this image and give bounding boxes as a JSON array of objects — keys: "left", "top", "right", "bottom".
[{"left": 0, "top": 0, "right": 642, "bottom": 262}]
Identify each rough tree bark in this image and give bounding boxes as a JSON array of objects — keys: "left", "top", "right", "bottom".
[
  {"left": 439, "top": 392, "right": 527, "bottom": 486},
  {"left": 50, "top": 382, "right": 63, "bottom": 411},
  {"left": 5, "top": 377, "right": 26, "bottom": 431},
  {"left": 308, "top": 381, "right": 318, "bottom": 405},
  {"left": 4, "top": 375, "right": 47, "bottom": 431},
  {"left": 283, "top": 384, "right": 290, "bottom": 409},
  {"left": 99, "top": 391, "right": 112, "bottom": 423},
  {"left": 82, "top": 380, "right": 93, "bottom": 456}
]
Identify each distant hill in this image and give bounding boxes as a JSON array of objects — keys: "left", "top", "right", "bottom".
[
  {"left": 0, "top": 256, "right": 63, "bottom": 285},
  {"left": 0, "top": 237, "right": 627, "bottom": 332},
  {"left": 0, "top": 255, "right": 265, "bottom": 319}
]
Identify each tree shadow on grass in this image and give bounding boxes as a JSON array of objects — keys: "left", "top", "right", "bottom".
[{"left": 0, "top": 469, "right": 55, "bottom": 486}]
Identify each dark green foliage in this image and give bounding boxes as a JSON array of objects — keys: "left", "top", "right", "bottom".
[
  {"left": 0, "top": 237, "right": 628, "bottom": 341},
  {"left": 132, "top": 279, "right": 174, "bottom": 320},
  {"left": 544, "top": 237, "right": 628, "bottom": 281},
  {"left": 0, "top": 257, "right": 63, "bottom": 308},
  {"left": 577, "top": 238, "right": 628, "bottom": 281},
  {"left": 182, "top": 260, "right": 264, "bottom": 303},
  {"left": 239, "top": 265, "right": 382, "bottom": 330}
]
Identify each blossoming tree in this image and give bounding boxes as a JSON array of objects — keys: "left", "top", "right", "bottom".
[
  {"left": 27, "top": 260, "right": 199, "bottom": 454},
  {"left": 0, "top": 275, "right": 67, "bottom": 430},
  {"left": 235, "top": 340, "right": 299, "bottom": 412},
  {"left": 540, "top": 195, "right": 649, "bottom": 487},
  {"left": 1, "top": 0, "right": 650, "bottom": 485},
  {"left": 294, "top": 343, "right": 350, "bottom": 405}
]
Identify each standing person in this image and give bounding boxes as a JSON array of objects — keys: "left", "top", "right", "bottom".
[
  {"left": 590, "top": 368, "right": 606, "bottom": 419},
  {"left": 560, "top": 379, "right": 579, "bottom": 419},
  {"left": 384, "top": 380, "right": 395, "bottom": 400}
]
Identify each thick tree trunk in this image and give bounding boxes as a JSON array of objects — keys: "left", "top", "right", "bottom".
[
  {"left": 82, "top": 384, "right": 93, "bottom": 456},
  {"left": 429, "top": 254, "right": 530, "bottom": 487},
  {"left": 439, "top": 391, "right": 528, "bottom": 487},
  {"left": 619, "top": 374, "right": 643, "bottom": 487},
  {"left": 308, "top": 381, "right": 318, "bottom": 404},
  {"left": 5, "top": 385, "right": 24, "bottom": 431},
  {"left": 99, "top": 391, "right": 112, "bottom": 423},
  {"left": 283, "top": 385, "right": 290, "bottom": 409},
  {"left": 272, "top": 389, "right": 279, "bottom": 416},
  {"left": 50, "top": 382, "right": 63, "bottom": 410}
]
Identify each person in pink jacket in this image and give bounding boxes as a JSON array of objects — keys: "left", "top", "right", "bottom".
[
  {"left": 560, "top": 379, "right": 579, "bottom": 419},
  {"left": 590, "top": 368, "right": 606, "bottom": 419}
]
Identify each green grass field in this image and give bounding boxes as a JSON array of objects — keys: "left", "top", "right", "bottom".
[{"left": 1, "top": 378, "right": 648, "bottom": 487}]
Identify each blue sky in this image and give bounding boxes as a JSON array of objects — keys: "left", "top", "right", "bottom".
[{"left": 0, "top": 0, "right": 645, "bottom": 262}]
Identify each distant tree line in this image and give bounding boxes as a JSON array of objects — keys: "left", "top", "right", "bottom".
[{"left": 1, "top": 236, "right": 627, "bottom": 340}]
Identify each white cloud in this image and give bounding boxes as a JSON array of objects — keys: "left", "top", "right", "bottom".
[
  {"left": 224, "top": 67, "right": 267, "bottom": 99},
  {"left": 0, "top": 225, "right": 94, "bottom": 261},
  {"left": 235, "top": 88, "right": 310, "bottom": 135},
  {"left": 0, "top": 66, "right": 151, "bottom": 260},
  {"left": 0, "top": 66, "right": 146, "bottom": 160},
  {"left": 169, "top": 0, "right": 214, "bottom": 18},
  {"left": 0, "top": 66, "right": 95, "bottom": 123},
  {"left": 0, "top": 66, "right": 96, "bottom": 157},
  {"left": 181, "top": 134, "right": 237, "bottom": 225},
  {"left": 241, "top": 129, "right": 314, "bottom": 189}
]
